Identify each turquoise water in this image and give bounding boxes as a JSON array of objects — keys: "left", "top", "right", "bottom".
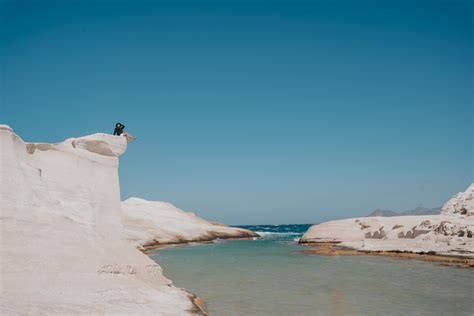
[{"left": 151, "top": 225, "right": 474, "bottom": 316}]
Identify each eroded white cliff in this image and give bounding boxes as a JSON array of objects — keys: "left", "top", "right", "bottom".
[
  {"left": 300, "top": 184, "right": 474, "bottom": 257},
  {"left": 0, "top": 125, "right": 199, "bottom": 315}
]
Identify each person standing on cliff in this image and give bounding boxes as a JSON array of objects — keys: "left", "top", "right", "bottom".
[
  {"left": 113, "top": 122, "right": 125, "bottom": 136},
  {"left": 113, "top": 122, "right": 136, "bottom": 141}
]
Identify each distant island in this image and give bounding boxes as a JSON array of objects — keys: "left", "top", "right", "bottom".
[{"left": 367, "top": 206, "right": 441, "bottom": 217}]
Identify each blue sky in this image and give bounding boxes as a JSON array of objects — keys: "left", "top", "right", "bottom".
[{"left": 1, "top": 0, "right": 472, "bottom": 224}]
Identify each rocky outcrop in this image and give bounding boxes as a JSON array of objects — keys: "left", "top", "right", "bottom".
[
  {"left": 441, "top": 183, "right": 474, "bottom": 216},
  {"left": 0, "top": 125, "right": 199, "bottom": 315},
  {"left": 122, "top": 198, "right": 258, "bottom": 249},
  {"left": 300, "top": 184, "right": 474, "bottom": 258}
]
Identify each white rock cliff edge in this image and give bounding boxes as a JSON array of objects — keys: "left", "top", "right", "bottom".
[
  {"left": 0, "top": 125, "right": 206, "bottom": 315},
  {"left": 300, "top": 184, "right": 474, "bottom": 258}
]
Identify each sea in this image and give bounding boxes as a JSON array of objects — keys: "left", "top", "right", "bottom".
[{"left": 150, "top": 224, "right": 474, "bottom": 316}]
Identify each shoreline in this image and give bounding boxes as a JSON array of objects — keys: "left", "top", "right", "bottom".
[
  {"left": 299, "top": 242, "right": 474, "bottom": 268},
  {"left": 140, "top": 236, "right": 257, "bottom": 254}
]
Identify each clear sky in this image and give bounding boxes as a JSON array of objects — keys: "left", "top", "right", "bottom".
[{"left": 1, "top": 0, "right": 472, "bottom": 224}]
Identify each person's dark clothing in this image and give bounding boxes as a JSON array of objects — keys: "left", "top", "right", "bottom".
[{"left": 114, "top": 124, "right": 125, "bottom": 136}]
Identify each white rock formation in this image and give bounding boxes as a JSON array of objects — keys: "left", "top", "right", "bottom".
[
  {"left": 0, "top": 125, "right": 201, "bottom": 315},
  {"left": 300, "top": 184, "right": 474, "bottom": 257},
  {"left": 440, "top": 183, "right": 474, "bottom": 216},
  {"left": 122, "top": 198, "right": 258, "bottom": 248}
]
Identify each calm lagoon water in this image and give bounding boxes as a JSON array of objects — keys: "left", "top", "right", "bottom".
[{"left": 150, "top": 224, "right": 474, "bottom": 316}]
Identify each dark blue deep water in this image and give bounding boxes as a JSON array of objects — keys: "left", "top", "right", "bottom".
[
  {"left": 236, "top": 224, "right": 313, "bottom": 236},
  {"left": 235, "top": 223, "right": 313, "bottom": 238}
]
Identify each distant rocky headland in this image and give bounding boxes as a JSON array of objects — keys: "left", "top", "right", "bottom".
[{"left": 122, "top": 197, "right": 258, "bottom": 253}]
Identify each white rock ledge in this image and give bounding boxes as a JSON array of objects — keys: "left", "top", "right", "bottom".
[{"left": 300, "top": 184, "right": 474, "bottom": 258}]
